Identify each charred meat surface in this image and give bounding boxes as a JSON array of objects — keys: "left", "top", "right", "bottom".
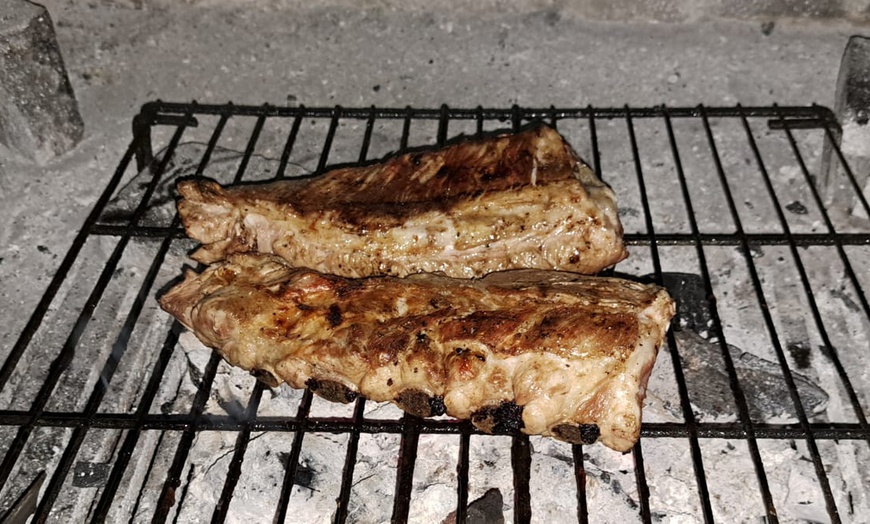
[
  {"left": 159, "top": 254, "right": 674, "bottom": 451},
  {"left": 176, "top": 125, "right": 627, "bottom": 278}
]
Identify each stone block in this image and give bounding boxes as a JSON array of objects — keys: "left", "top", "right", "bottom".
[
  {"left": 821, "top": 36, "right": 870, "bottom": 217},
  {"left": 0, "top": 1, "right": 84, "bottom": 163}
]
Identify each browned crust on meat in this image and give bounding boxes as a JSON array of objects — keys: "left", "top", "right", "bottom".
[
  {"left": 175, "top": 125, "right": 627, "bottom": 278},
  {"left": 159, "top": 254, "right": 674, "bottom": 451}
]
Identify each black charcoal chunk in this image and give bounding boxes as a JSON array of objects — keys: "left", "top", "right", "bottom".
[
  {"left": 676, "top": 330, "right": 828, "bottom": 421},
  {"left": 467, "top": 488, "right": 505, "bottom": 524},
  {"left": 641, "top": 272, "right": 713, "bottom": 333},
  {"left": 72, "top": 462, "right": 110, "bottom": 488}
]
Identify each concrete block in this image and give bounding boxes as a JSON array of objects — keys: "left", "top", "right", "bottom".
[
  {"left": 822, "top": 36, "right": 870, "bottom": 217},
  {"left": 0, "top": 1, "right": 84, "bottom": 163}
]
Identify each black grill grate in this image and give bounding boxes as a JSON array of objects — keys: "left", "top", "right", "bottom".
[{"left": 1, "top": 102, "right": 869, "bottom": 523}]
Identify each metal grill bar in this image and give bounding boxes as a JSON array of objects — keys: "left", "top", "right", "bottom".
[
  {"left": 334, "top": 398, "right": 367, "bottom": 524},
  {"left": 456, "top": 430, "right": 471, "bottom": 524},
  {"left": 1, "top": 103, "right": 867, "bottom": 523},
  {"left": 138, "top": 101, "right": 838, "bottom": 124},
  {"left": 623, "top": 107, "right": 659, "bottom": 523},
  {"left": 39, "top": 109, "right": 227, "bottom": 518},
  {"left": 511, "top": 435, "right": 533, "bottom": 523},
  {"left": 154, "top": 109, "right": 267, "bottom": 523},
  {"left": 212, "top": 381, "right": 266, "bottom": 523},
  {"left": 391, "top": 416, "right": 421, "bottom": 523},
  {"left": 738, "top": 108, "right": 841, "bottom": 522},
  {"left": 91, "top": 110, "right": 231, "bottom": 522},
  {"left": 777, "top": 110, "right": 870, "bottom": 434},
  {"left": 91, "top": 325, "right": 180, "bottom": 522},
  {"left": 273, "top": 390, "right": 313, "bottom": 523},
  {"left": 276, "top": 112, "right": 303, "bottom": 180},
  {"left": 0, "top": 134, "right": 142, "bottom": 395},
  {"left": 333, "top": 111, "right": 377, "bottom": 524},
  {"left": 571, "top": 445, "right": 588, "bottom": 524},
  {"left": 153, "top": 352, "right": 220, "bottom": 523},
  {"left": 34, "top": 235, "right": 175, "bottom": 520},
  {"left": 0, "top": 410, "right": 867, "bottom": 438},
  {"left": 698, "top": 106, "right": 780, "bottom": 522},
  {"left": 0, "top": 112, "right": 192, "bottom": 503},
  {"left": 660, "top": 108, "right": 715, "bottom": 523}
]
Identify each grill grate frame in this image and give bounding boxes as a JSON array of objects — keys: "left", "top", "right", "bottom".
[{"left": 0, "top": 102, "right": 868, "bottom": 523}]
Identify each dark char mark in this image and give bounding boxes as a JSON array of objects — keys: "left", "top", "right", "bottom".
[
  {"left": 471, "top": 401, "right": 525, "bottom": 434},
  {"left": 306, "top": 378, "right": 358, "bottom": 403},
  {"left": 394, "top": 389, "right": 447, "bottom": 417},
  {"left": 552, "top": 423, "right": 600, "bottom": 445},
  {"left": 326, "top": 304, "right": 342, "bottom": 327}
]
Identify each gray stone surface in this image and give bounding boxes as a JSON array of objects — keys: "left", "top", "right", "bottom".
[
  {"left": 0, "top": 0, "right": 83, "bottom": 163},
  {"left": 78, "top": 0, "right": 870, "bottom": 24}
]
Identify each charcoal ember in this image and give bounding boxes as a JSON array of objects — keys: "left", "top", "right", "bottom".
[
  {"left": 640, "top": 272, "right": 713, "bottom": 334},
  {"left": 442, "top": 488, "right": 505, "bottom": 524},
  {"left": 466, "top": 488, "right": 505, "bottom": 524},
  {"left": 0, "top": 1, "right": 83, "bottom": 162},
  {"left": 785, "top": 200, "right": 809, "bottom": 215},
  {"left": 72, "top": 462, "right": 109, "bottom": 488},
  {"left": 676, "top": 329, "right": 828, "bottom": 421},
  {"left": 640, "top": 271, "right": 828, "bottom": 421}
]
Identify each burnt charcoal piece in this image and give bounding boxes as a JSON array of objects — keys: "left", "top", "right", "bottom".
[
  {"left": 787, "top": 341, "right": 813, "bottom": 369},
  {"left": 641, "top": 272, "right": 712, "bottom": 333},
  {"left": 675, "top": 329, "right": 828, "bottom": 421},
  {"left": 785, "top": 201, "right": 809, "bottom": 215},
  {"left": 467, "top": 488, "right": 505, "bottom": 524},
  {"left": 72, "top": 462, "right": 110, "bottom": 488},
  {"left": 305, "top": 378, "right": 358, "bottom": 403},
  {"left": 471, "top": 401, "right": 525, "bottom": 434},
  {"left": 442, "top": 487, "right": 505, "bottom": 524},
  {"left": 394, "top": 389, "right": 445, "bottom": 417},
  {"left": 278, "top": 452, "right": 316, "bottom": 490},
  {"left": 551, "top": 423, "right": 601, "bottom": 445}
]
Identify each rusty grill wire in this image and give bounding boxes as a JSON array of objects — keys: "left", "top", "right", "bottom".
[{"left": 0, "top": 102, "right": 869, "bottom": 524}]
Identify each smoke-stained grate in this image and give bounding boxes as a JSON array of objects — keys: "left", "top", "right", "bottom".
[{"left": 0, "top": 102, "right": 868, "bottom": 523}]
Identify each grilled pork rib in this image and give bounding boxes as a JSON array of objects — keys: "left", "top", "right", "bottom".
[
  {"left": 176, "top": 125, "right": 627, "bottom": 278},
  {"left": 159, "top": 254, "right": 674, "bottom": 451}
]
